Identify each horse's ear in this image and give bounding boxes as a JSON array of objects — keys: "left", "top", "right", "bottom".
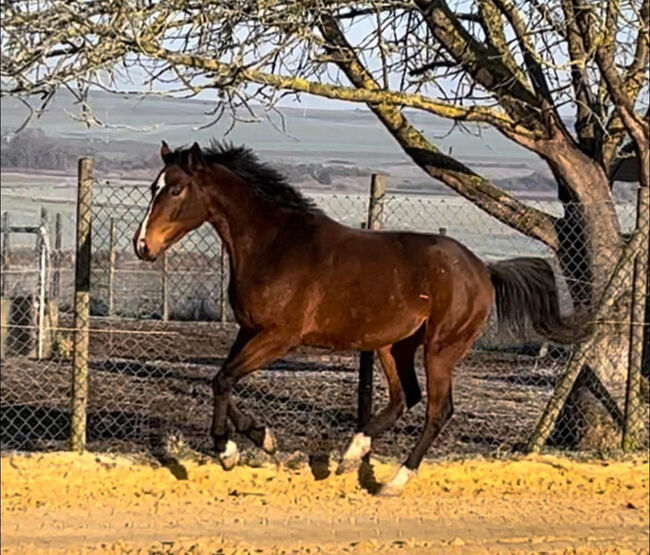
[
  {"left": 161, "top": 140, "right": 172, "bottom": 162},
  {"left": 187, "top": 142, "right": 204, "bottom": 173}
]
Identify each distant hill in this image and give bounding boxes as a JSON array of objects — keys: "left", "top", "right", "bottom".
[
  {"left": 1, "top": 89, "right": 541, "bottom": 169},
  {"left": 7, "top": 92, "right": 636, "bottom": 199}
]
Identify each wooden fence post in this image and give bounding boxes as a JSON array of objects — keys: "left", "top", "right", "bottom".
[
  {"left": 366, "top": 174, "right": 386, "bottom": 230},
  {"left": 107, "top": 218, "right": 116, "bottom": 317},
  {"left": 70, "top": 157, "right": 93, "bottom": 452},
  {"left": 623, "top": 186, "right": 649, "bottom": 450},
  {"left": 358, "top": 174, "right": 387, "bottom": 430}
]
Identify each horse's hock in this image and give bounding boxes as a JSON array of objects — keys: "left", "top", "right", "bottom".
[{"left": 0, "top": 296, "right": 59, "bottom": 359}]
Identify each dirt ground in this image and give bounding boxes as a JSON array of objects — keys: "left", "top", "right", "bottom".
[{"left": 1, "top": 452, "right": 648, "bottom": 555}]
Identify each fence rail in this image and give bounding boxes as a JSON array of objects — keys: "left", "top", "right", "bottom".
[{"left": 1, "top": 159, "right": 648, "bottom": 460}]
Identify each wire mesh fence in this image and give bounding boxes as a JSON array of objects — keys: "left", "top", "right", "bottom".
[
  {"left": 1, "top": 208, "right": 76, "bottom": 450},
  {"left": 1, "top": 163, "right": 648, "bottom": 461}
]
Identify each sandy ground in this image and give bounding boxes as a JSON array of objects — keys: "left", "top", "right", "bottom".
[{"left": 1, "top": 452, "right": 648, "bottom": 555}]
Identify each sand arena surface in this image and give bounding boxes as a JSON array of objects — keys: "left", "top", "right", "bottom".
[{"left": 1, "top": 452, "right": 648, "bottom": 554}]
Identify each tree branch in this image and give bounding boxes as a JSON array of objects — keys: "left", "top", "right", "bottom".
[
  {"left": 413, "top": 0, "right": 544, "bottom": 131},
  {"left": 315, "top": 13, "right": 560, "bottom": 249},
  {"left": 129, "top": 40, "right": 540, "bottom": 140}
]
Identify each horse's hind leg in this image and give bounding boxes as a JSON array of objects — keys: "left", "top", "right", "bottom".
[
  {"left": 379, "top": 339, "right": 461, "bottom": 496},
  {"left": 338, "top": 330, "right": 422, "bottom": 474}
]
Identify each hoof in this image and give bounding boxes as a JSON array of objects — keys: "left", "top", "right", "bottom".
[
  {"left": 261, "top": 428, "right": 277, "bottom": 455},
  {"left": 336, "top": 458, "right": 361, "bottom": 475},
  {"left": 218, "top": 440, "right": 239, "bottom": 471},
  {"left": 377, "top": 483, "right": 404, "bottom": 497}
]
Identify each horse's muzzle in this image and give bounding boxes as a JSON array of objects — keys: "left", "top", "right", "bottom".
[{"left": 133, "top": 229, "right": 156, "bottom": 262}]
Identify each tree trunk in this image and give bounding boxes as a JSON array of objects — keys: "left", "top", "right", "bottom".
[{"left": 545, "top": 140, "right": 631, "bottom": 449}]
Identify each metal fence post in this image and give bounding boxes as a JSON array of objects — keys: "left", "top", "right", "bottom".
[
  {"left": 641, "top": 224, "right": 650, "bottom": 389},
  {"left": 37, "top": 225, "right": 48, "bottom": 360},
  {"left": 70, "top": 157, "right": 93, "bottom": 452},
  {"left": 623, "top": 186, "right": 649, "bottom": 451},
  {"left": 107, "top": 218, "right": 116, "bottom": 317},
  {"left": 161, "top": 251, "right": 169, "bottom": 321},
  {"left": 1, "top": 212, "right": 8, "bottom": 297},
  {"left": 526, "top": 221, "right": 646, "bottom": 453},
  {"left": 35, "top": 207, "right": 47, "bottom": 256},
  {"left": 220, "top": 242, "right": 228, "bottom": 323},
  {"left": 358, "top": 174, "right": 387, "bottom": 430},
  {"left": 0, "top": 212, "right": 8, "bottom": 359},
  {"left": 52, "top": 213, "right": 62, "bottom": 299}
]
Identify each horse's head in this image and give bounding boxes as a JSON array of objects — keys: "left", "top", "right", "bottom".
[{"left": 133, "top": 141, "right": 210, "bottom": 261}]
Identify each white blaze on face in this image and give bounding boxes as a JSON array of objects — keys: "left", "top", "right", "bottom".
[{"left": 138, "top": 170, "right": 167, "bottom": 247}]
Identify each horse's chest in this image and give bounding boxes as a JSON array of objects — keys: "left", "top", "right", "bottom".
[{"left": 227, "top": 274, "right": 298, "bottom": 327}]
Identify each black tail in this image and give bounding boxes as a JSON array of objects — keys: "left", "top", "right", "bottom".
[{"left": 489, "top": 257, "right": 588, "bottom": 344}]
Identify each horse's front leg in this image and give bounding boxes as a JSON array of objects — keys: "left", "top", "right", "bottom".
[
  {"left": 211, "top": 330, "right": 290, "bottom": 469},
  {"left": 216, "top": 328, "right": 277, "bottom": 454}
]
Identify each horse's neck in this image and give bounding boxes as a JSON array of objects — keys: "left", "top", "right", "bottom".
[{"left": 204, "top": 167, "right": 282, "bottom": 270}]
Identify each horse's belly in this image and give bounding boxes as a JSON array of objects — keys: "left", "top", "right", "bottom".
[{"left": 301, "top": 304, "right": 426, "bottom": 350}]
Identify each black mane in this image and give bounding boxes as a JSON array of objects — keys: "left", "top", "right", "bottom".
[{"left": 170, "top": 141, "right": 321, "bottom": 214}]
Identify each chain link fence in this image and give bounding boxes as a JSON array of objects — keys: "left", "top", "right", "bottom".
[
  {"left": 1, "top": 209, "right": 76, "bottom": 450},
  {"left": 1, "top": 163, "right": 648, "bottom": 461}
]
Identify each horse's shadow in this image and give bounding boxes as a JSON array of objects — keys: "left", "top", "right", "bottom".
[
  {"left": 306, "top": 452, "right": 382, "bottom": 495},
  {"left": 357, "top": 456, "right": 382, "bottom": 495},
  {"left": 308, "top": 452, "right": 331, "bottom": 480}
]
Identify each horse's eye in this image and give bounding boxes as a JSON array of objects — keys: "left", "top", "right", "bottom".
[{"left": 170, "top": 187, "right": 181, "bottom": 197}]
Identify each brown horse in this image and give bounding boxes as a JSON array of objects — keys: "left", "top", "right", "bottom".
[{"left": 133, "top": 141, "right": 576, "bottom": 495}]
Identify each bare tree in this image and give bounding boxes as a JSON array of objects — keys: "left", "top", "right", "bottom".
[{"left": 2, "top": 0, "right": 648, "bottom": 447}]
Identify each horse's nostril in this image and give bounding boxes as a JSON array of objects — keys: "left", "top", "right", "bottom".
[{"left": 137, "top": 238, "right": 149, "bottom": 258}]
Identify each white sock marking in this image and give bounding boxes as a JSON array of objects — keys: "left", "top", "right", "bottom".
[
  {"left": 262, "top": 428, "right": 276, "bottom": 452},
  {"left": 343, "top": 433, "right": 371, "bottom": 460},
  {"left": 388, "top": 465, "right": 414, "bottom": 489},
  {"left": 219, "top": 440, "right": 238, "bottom": 460}
]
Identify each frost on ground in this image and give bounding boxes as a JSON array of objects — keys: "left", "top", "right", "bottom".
[{"left": 1, "top": 451, "right": 648, "bottom": 554}]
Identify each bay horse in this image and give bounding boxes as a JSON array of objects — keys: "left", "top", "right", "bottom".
[{"left": 133, "top": 140, "right": 575, "bottom": 495}]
